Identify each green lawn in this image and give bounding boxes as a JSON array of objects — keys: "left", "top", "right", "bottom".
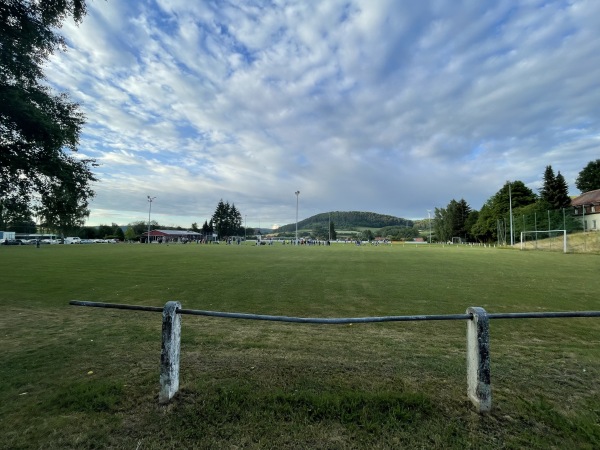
[{"left": 1, "top": 243, "right": 599, "bottom": 449}]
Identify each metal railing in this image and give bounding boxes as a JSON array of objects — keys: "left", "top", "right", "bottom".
[{"left": 69, "top": 300, "right": 600, "bottom": 414}]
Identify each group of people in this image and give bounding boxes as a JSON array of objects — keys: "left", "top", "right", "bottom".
[{"left": 255, "top": 238, "right": 332, "bottom": 246}]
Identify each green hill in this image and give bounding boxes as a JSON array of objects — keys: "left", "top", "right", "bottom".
[{"left": 276, "top": 211, "right": 413, "bottom": 232}]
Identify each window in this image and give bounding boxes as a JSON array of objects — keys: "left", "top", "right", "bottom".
[
  {"left": 592, "top": 206, "right": 596, "bottom": 213},
  {"left": 593, "top": 220, "right": 597, "bottom": 230},
  {"left": 574, "top": 208, "right": 579, "bottom": 215}
]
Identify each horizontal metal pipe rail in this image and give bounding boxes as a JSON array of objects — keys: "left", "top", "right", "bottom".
[
  {"left": 69, "top": 300, "right": 600, "bottom": 413},
  {"left": 69, "top": 301, "right": 600, "bottom": 322}
]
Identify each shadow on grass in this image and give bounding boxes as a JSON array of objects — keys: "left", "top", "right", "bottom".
[{"left": 147, "top": 385, "right": 473, "bottom": 448}]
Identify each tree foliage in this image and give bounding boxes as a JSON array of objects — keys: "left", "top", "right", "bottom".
[
  {"left": 127, "top": 220, "right": 156, "bottom": 238},
  {"left": 471, "top": 181, "right": 537, "bottom": 242},
  {"left": 433, "top": 199, "right": 473, "bottom": 242},
  {"left": 540, "top": 166, "right": 571, "bottom": 209},
  {"left": 575, "top": 159, "right": 600, "bottom": 193},
  {"left": 201, "top": 220, "right": 213, "bottom": 235},
  {"left": 277, "top": 211, "right": 412, "bottom": 232},
  {"left": 124, "top": 226, "right": 137, "bottom": 242},
  {"left": 376, "top": 225, "right": 418, "bottom": 240},
  {"left": 329, "top": 221, "right": 337, "bottom": 240},
  {"left": 360, "top": 229, "right": 374, "bottom": 241},
  {"left": 0, "top": 0, "right": 96, "bottom": 233},
  {"left": 311, "top": 224, "right": 327, "bottom": 240},
  {"left": 211, "top": 200, "right": 242, "bottom": 238}
]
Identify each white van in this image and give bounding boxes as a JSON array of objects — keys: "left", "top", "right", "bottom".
[{"left": 65, "top": 237, "right": 81, "bottom": 244}]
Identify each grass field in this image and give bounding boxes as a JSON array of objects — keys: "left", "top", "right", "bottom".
[{"left": 1, "top": 243, "right": 599, "bottom": 449}]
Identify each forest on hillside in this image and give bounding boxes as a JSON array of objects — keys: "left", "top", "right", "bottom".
[{"left": 276, "top": 211, "right": 413, "bottom": 232}]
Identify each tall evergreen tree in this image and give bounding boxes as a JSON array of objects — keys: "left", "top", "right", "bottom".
[
  {"left": 539, "top": 166, "right": 570, "bottom": 209},
  {"left": 211, "top": 199, "right": 229, "bottom": 238},
  {"left": 553, "top": 171, "right": 571, "bottom": 209},
  {"left": 230, "top": 203, "right": 242, "bottom": 235},
  {"left": 329, "top": 221, "right": 337, "bottom": 240},
  {"left": 454, "top": 199, "right": 472, "bottom": 239},
  {"left": 434, "top": 198, "right": 472, "bottom": 242},
  {"left": 540, "top": 165, "right": 556, "bottom": 204},
  {"left": 201, "top": 220, "right": 210, "bottom": 235},
  {"left": 211, "top": 200, "right": 243, "bottom": 238}
]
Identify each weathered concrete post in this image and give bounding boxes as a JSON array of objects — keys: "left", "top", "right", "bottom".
[
  {"left": 159, "top": 301, "right": 181, "bottom": 404},
  {"left": 466, "top": 306, "right": 491, "bottom": 413}
]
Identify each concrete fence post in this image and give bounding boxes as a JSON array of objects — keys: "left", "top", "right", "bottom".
[
  {"left": 159, "top": 301, "right": 181, "bottom": 404},
  {"left": 466, "top": 306, "right": 491, "bottom": 413}
]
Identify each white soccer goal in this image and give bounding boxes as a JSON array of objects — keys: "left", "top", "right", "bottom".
[{"left": 520, "top": 230, "right": 567, "bottom": 253}]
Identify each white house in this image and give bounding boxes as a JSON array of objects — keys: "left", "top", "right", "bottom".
[{"left": 571, "top": 189, "right": 600, "bottom": 231}]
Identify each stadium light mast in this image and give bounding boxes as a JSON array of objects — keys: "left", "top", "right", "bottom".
[
  {"left": 427, "top": 210, "right": 432, "bottom": 244},
  {"left": 147, "top": 196, "right": 156, "bottom": 244},
  {"left": 508, "top": 181, "right": 514, "bottom": 246},
  {"left": 295, "top": 191, "right": 300, "bottom": 244}
]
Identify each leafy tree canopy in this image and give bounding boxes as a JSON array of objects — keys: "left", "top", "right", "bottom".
[
  {"left": 0, "top": 0, "right": 96, "bottom": 234},
  {"left": 575, "top": 159, "right": 600, "bottom": 193},
  {"left": 471, "top": 181, "right": 537, "bottom": 242},
  {"left": 434, "top": 199, "right": 473, "bottom": 242},
  {"left": 376, "top": 225, "right": 418, "bottom": 240}
]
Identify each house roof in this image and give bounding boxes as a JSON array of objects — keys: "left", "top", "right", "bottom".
[{"left": 571, "top": 189, "right": 600, "bottom": 207}]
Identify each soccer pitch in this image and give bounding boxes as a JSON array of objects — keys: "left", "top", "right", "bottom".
[{"left": 1, "top": 243, "right": 599, "bottom": 448}]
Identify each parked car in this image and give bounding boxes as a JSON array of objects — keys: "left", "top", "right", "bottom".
[
  {"left": 41, "top": 239, "right": 61, "bottom": 244},
  {"left": 1, "top": 239, "right": 24, "bottom": 245}
]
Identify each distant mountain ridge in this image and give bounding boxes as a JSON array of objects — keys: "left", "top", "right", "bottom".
[{"left": 276, "top": 211, "right": 413, "bottom": 232}]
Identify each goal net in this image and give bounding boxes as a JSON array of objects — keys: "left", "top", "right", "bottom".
[{"left": 520, "top": 230, "right": 567, "bottom": 253}]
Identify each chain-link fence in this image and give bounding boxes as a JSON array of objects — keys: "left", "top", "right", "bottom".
[{"left": 497, "top": 207, "right": 599, "bottom": 253}]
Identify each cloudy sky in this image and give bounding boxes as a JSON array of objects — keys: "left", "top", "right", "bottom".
[{"left": 47, "top": 0, "right": 600, "bottom": 228}]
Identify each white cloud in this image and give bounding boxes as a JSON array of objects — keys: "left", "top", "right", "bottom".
[{"left": 43, "top": 0, "right": 600, "bottom": 228}]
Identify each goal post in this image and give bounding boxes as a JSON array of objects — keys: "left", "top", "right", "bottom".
[{"left": 520, "top": 230, "right": 567, "bottom": 253}]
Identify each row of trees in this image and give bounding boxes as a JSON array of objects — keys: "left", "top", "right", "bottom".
[{"left": 434, "top": 164, "right": 595, "bottom": 243}]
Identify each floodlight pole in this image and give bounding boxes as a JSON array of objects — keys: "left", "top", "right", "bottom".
[
  {"left": 244, "top": 215, "right": 247, "bottom": 241},
  {"left": 508, "top": 182, "right": 514, "bottom": 246},
  {"left": 295, "top": 191, "right": 300, "bottom": 245},
  {"left": 147, "top": 196, "right": 156, "bottom": 244},
  {"left": 427, "top": 210, "right": 432, "bottom": 244}
]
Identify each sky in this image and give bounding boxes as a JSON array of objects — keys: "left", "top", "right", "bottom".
[{"left": 46, "top": 0, "right": 600, "bottom": 229}]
